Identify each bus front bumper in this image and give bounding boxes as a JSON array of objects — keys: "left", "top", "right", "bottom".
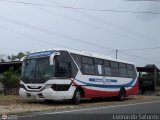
[{"left": 19, "top": 88, "right": 70, "bottom": 100}]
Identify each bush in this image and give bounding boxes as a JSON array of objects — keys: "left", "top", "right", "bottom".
[
  {"left": 157, "top": 79, "right": 160, "bottom": 86},
  {"left": 0, "top": 68, "right": 20, "bottom": 88}
]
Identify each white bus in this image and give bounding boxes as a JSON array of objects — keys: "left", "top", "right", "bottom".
[{"left": 19, "top": 49, "right": 138, "bottom": 104}]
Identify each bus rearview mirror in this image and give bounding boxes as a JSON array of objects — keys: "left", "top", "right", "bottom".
[{"left": 50, "top": 52, "right": 60, "bottom": 65}]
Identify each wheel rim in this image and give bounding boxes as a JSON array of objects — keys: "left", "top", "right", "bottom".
[
  {"left": 76, "top": 91, "right": 81, "bottom": 101},
  {"left": 120, "top": 90, "right": 125, "bottom": 100}
]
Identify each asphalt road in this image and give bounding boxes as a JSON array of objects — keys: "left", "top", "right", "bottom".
[{"left": 19, "top": 101, "right": 160, "bottom": 120}]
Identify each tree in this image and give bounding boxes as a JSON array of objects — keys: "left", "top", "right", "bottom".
[
  {"left": 16, "top": 52, "right": 25, "bottom": 60},
  {"left": 145, "top": 64, "right": 157, "bottom": 69},
  {"left": 142, "top": 64, "right": 158, "bottom": 78},
  {"left": 143, "top": 64, "right": 160, "bottom": 86},
  {"left": 8, "top": 52, "right": 27, "bottom": 61},
  {"left": 0, "top": 67, "right": 20, "bottom": 88}
]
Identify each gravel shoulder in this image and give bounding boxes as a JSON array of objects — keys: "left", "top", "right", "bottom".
[{"left": 0, "top": 95, "right": 160, "bottom": 115}]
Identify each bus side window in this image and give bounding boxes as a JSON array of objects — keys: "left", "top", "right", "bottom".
[
  {"left": 70, "top": 54, "right": 79, "bottom": 78},
  {"left": 94, "top": 58, "right": 103, "bottom": 76},
  {"left": 133, "top": 66, "right": 137, "bottom": 79},
  {"left": 104, "top": 60, "right": 111, "bottom": 76},
  {"left": 82, "top": 56, "right": 95, "bottom": 75},
  {"left": 127, "top": 64, "right": 135, "bottom": 78},
  {"left": 55, "top": 62, "right": 71, "bottom": 78},
  {"left": 110, "top": 61, "right": 120, "bottom": 77},
  {"left": 119, "top": 63, "right": 128, "bottom": 77},
  {"left": 71, "top": 54, "right": 82, "bottom": 71},
  {"left": 54, "top": 51, "right": 72, "bottom": 78}
]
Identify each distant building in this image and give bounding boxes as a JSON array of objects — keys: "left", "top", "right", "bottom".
[
  {"left": 137, "top": 67, "right": 160, "bottom": 92},
  {"left": 0, "top": 61, "right": 22, "bottom": 74}
]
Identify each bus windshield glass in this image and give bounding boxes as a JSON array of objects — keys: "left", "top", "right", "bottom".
[{"left": 21, "top": 57, "right": 54, "bottom": 83}]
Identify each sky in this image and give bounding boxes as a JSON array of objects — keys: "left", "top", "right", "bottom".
[{"left": 0, "top": 0, "right": 160, "bottom": 67}]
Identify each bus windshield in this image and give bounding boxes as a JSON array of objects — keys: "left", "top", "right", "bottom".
[{"left": 21, "top": 57, "right": 54, "bottom": 83}]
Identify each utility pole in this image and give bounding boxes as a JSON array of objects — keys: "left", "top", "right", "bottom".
[
  {"left": 116, "top": 49, "right": 118, "bottom": 59},
  {"left": 154, "top": 68, "right": 157, "bottom": 91}
]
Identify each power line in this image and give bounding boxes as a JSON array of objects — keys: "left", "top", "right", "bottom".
[
  {"left": 106, "top": 50, "right": 116, "bottom": 55},
  {"left": 0, "top": 9, "right": 159, "bottom": 64},
  {"left": 106, "top": 48, "right": 160, "bottom": 63},
  {"left": 0, "top": 24, "right": 96, "bottom": 53},
  {"left": 33, "top": 6, "right": 158, "bottom": 47},
  {"left": 3, "top": 0, "right": 158, "bottom": 45},
  {"left": 0, "top": 17, "right": 156, "bottom": 63},
  {"left": 0, "top": 18, "right": 159, "bottom": 64},
  {"left": 0, "top": 16, "right": 113, "bottom": 52},
  {"left": 0, "top": 47, "right": 27, "bottom": 52},
  {"left": 1, "top": 0, "right": 160, "bottom": 47},
  {"left": 119, "top": 51, "right": 160, "bottom": 63},
  {"left": 0, "top": 24, "right": 66, "bottom": 48},
  {"left": 126, "top": 0, "right": 160, "bottom": 1},
  {"left": 119, "top": 46, "right": 160, "bottom": 51},
  {"left": 29, "top": 5, "right": 160, "bottom": 47},
  {"left": 70, "top": 12, "right": 159, "bottom": 46},
  {"left": 45, "top": 0, "right": 160, "bottom": 46},
  {"left": 1, "top": 0, "right": 160, "bottom": 14},
  {"left": 0, "top": 24, "right": 112, "bottom": 55}
]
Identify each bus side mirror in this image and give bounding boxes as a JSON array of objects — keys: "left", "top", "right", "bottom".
[{"left": 50, "top": 52, "right": 60, "bottom": 65}]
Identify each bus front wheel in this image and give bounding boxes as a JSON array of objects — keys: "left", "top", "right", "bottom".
[{"left": 72, "top": 90, "right": 81, "bottom": 105}]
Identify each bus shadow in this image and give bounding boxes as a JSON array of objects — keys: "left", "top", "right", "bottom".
[{"left": 24, "top": 96, "right": 137, "bottom": 106}]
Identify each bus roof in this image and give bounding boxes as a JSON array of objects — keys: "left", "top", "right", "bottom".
[
  {"left": 29, "top": 48, "right": 134, "bottom": 65},
  {"left": 54, "top": 48, "right": 135, "bottom": 65}
]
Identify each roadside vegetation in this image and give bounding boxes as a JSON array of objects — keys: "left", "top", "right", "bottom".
[
  {"left": 7, "top": 52, "right": 27, "bottom": 61},
  {"left": 0, "top": 95, "right": 160, "bottom": 115},
  {"left": 0, "top": 52, "right": 27, "bottom": 95},
  {"left": 1, "top": 68, "right": 20, "bottom": 88},
  {"left": 0, "top": 67, "right": 20, "bottom": 95},
  {"left": 141, "top": 64, "right": 160, "bottom": 85}
]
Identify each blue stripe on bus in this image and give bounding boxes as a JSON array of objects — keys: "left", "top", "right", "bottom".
[
  {"left": 75, "top": 79, "right": 135, "bottom": 89},
  {"left": 89, "top": 78, "right": 117, "bottom": 83},
  {"left": 27, "top": 50, "right": 55, "bottom": 59}
]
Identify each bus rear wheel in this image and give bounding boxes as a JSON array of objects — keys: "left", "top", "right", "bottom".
[
  {"left": 117, "top": 88, "right": 125, "bottom": 101},
  {"left": 72, "top": 90, "right": 81, "bottom": 105}
]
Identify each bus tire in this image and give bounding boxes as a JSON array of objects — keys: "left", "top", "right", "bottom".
[
  {"left": 117, "top": 88, "right": 125, "bottom": 101},
  {"left": 72, "top": 90, "right": 81, "bottom": 105}
]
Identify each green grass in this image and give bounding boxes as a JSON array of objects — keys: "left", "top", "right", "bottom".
[{"left": 0, "top": 95, "right": 20, "bottom": 100}]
